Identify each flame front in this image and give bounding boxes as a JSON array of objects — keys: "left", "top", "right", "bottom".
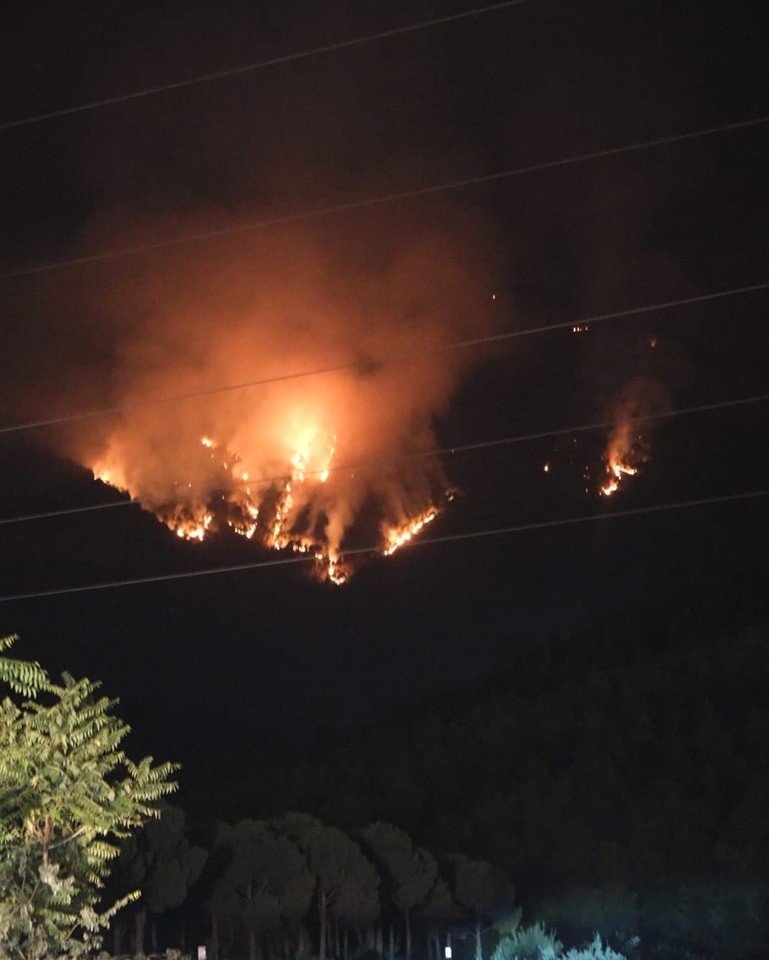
[
  {"left": 91, "top": 424, "right": 446, "bottom": 584},
  {"left": 382, "top": 507, "right": 439, "bottom": 556}
]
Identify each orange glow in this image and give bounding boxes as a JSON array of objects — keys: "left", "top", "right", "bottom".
[
  {"left": 77, "top": 225, "right": 498, "bottom": 584},
  {"left": 91, "top": 418, "right": 447, "bottom": 583},
  {"left": 599, "top": 422, "right": 645, "bottom": 497},
  {"left": 382, "top": 507, "right": 439, "bottom": 556}
]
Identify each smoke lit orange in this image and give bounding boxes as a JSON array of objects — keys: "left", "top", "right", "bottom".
[{"left": 598, "top": 378, "right": 665, "bottom": 497}]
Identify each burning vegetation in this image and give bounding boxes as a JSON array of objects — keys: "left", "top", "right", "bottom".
[
  {"left": 599, "top": 420, "right": 648, "bottom": 497},
  {"left": 81, "top": 225, "right": 496, "bottom": 583},
  {"left": 598, "top": 377, "right": 668, "bottom": 497},
  {"left": 93, "top": 429, "right": 449, "bottom": 584}
]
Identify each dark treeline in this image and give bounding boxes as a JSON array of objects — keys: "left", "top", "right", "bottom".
[
  {"left": 110, "top": 810, "right": 515, "bottom": 960},
  {"left": 157, "top": 575, "right": 769, "bottom": 959}
]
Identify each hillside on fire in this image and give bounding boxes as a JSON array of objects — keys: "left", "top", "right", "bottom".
[{"left": 1, "top": 1, "right": 768, "bottom": 959}]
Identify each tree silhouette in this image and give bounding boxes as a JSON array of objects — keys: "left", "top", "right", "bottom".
[
  {"left": 449, "top": 855, "right": 516, "bottom": 960},
  {"left": 210, "top": 819, "right": 313, "bottom": 960},
  {"left": 116, "top": 804, "right": 206, "bottom": 954},
  {"left": 276, "top": 813, "right": 379, "bottom": 960},
  {"left": 362, "top": 821, "right": 438, "bottom": 960}
]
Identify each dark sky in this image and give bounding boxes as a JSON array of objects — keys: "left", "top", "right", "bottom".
[{"left": 0, "top": 0, "right": 767, "bottom": 804}]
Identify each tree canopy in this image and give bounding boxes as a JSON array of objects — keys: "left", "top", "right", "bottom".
[{"left": 0, "top": 634, "right": 176, "bottom": 960}]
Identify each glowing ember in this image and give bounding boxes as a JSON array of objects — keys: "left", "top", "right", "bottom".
[
  {"left": 595, "top": 378, "right": 666, "bottom": 497},
  {"left": 327, "top": 560, "right": 347, "bottom": 585},
  {"left": 382, "top": 507, "right": 439, "bottom": 556},
  {"left": 167, "top": 509, "right": 214, "bottom": 542},
  {"left": 600, "top": 462, "right": 638, "bottom": 497},
  {"left": 226, "top": 496, "right": 259, "bottom": 539},
  {"left": 599, "top": 422, "right": 646, "bottom": 497}
]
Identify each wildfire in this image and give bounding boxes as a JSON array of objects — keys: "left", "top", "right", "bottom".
[
  {"left": 382, "top": 507, "right": 439, "bottom": 556},
  {"left": 319, "top": 441, "right": 336, "bottom": 483},
  {"left": 226, "top": 495, "right": 259, "bottom": 539},
  {"left": 599, "top": 422, "right": 647, "bottom": 497},
  {"left": 600, "top": 461, "right": 638, "bottom": 497},
  {"left": 162, "top": 507, "right": 214, "bottom": 541},
  {"left": 90, "top": 424, "right": 450, "bottom": 583}
]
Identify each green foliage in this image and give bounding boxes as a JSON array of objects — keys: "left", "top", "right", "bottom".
[
  {"left": 0, "top": 638, "right": 177, "bottom": 960},
  {"left": 0, "top": 634, "right": 49, "bottom": 698},
  {"left": 491, "top": 922, "right": 562, "bottom": 960},
  {"left": 561, "top": 935, "right": 626, "bottom": 960},
  {"left": 492, "top": 926, "right": 626, "bottom": 960}
]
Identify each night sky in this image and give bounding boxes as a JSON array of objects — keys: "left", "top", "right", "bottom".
[{"left": 0, "top": 0, "right": 767, "bottom": 805}]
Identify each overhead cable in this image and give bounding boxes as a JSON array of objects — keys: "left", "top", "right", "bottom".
[
  {"left": 1, "top": 280, "right": 768, "bottom": 436},
  {"left": 1, "top": 115, "right": 767, "bottom": 283},
  {"left": 0, "top": 488, "right": 766, "bottom": 602},
  {"left": 0, "top": 1, "right": 534, "bottom": 132},
  {"left": 1, "top": 390, "right": 767, "bottom": 528}
]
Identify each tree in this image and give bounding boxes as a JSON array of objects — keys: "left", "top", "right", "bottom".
[
  {"left": 450, "top": 855, "right": 516, "bottom": 960},
  {"left": 276, "top": 814, "right": 379, "bottom": 960},
  {"left": 361, "top": 822, "right": 438, "bottom": 960},
  {"left": 417, "top": 876, "right": 461, "bottom": 960},
  {"left": 115, "top": 804, "right": 207, "bottom": 954},
  {"left": 0, "top": 634, "right": 176, "bottom": 960},
  {"left": 330, "top": 844, "right": 379, "bottom": 960},
  {"left": 210, "top": 819, "right": 313, "bottom": 960}
]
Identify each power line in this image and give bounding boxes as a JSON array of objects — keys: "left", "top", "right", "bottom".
[
  {"left": 2, "top": 280, "right": 768, "bottom": 437},
  {"left": 0, "top": 0, "right": 534, "bottom": 133},
  {"left": 0, "top": 488, "right": 765, "bottom": 603},
  {"left": 1, "top": 390, "right": 766, "bottom": 529},
  {"left": 1, "top": 114, "right": 767, "bottom": 284}
]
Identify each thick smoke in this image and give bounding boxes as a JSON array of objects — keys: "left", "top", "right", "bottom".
[
  {"left": 69, "top": 217, "right": 498, "bottom": 580},
  {"left": 1, "top": 2, "right": 503, "bottom": 581}
]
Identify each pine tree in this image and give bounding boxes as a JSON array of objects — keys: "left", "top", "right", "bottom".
[{"left": 0, "top": 633, "right": 177, "bottom": 960}]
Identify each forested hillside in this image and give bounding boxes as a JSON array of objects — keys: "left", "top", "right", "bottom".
[{"left": 195, "top": 583, "right": 769, "bottom": 953}]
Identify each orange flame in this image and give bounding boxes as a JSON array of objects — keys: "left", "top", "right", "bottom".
[
  {"left": 599, "top": 421, "right": 646, "bottom": 497},
  {"left": 92, "top": 428, "right": 450, "bottom": 582},
  {"left": 382, "top": 507, "right": 439, "bottom": 556}
]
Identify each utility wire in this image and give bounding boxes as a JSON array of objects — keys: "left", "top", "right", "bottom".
[
  {"left": 0, "top": 488, "right": 765, "bottom": 603},
  {"left": 2, "top": 279, "right": 768, "bottom": 437},
  {"left": 1, "top": 391, "right": 767, "bottom": 529},
  {"left": 1, "top": 114, "right": 767, "bottom": 284},
  {"left": 0, "top": 1, "right": 533, "bottom": 133}
]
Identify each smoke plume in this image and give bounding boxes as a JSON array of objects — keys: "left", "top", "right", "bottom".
[{"left": 65, "top": 217, "right": 498, "bottom": 581}]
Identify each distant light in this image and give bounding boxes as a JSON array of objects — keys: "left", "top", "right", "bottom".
[
  {"left": 198, "top": 947, "right": 207, "bottom": 960},
  {"left": 445, "top": 949, "right": 452, "bottom": 959},
  {"left": 491, "top": 293, "right": 496, "bottom": 300},
  {"left": 543, "top": 463, "right": 550, "bottom": 473}
]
